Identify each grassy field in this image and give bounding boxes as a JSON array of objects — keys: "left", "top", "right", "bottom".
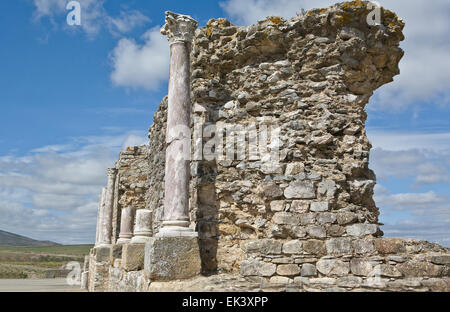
[{"left": 0, "top": 245, "right": 93, "bottom": 279}]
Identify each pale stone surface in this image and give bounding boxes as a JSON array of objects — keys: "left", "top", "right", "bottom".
[
  {"left": 301, "top": 264, "right": 317, "bottom": 277},
  {"left": 240, "top": 260, "right": 276, "bottom": 277},
  {"left": 346, "top": 224, "right": 378, "bottom": 237},
  {"left": 131, "top": 209, "right": 152, "bottom": 244},
  {"left": 282, "top": 240, "right": 302, "bottom": 254},
  {"left": 98, "top": 169, "right": 117, "bottom": 246},
  {"left": 117, "top": 206, "right": 135, "bottom": 244},
  {"left": 316, "top": 259, "right": 350, "bottom": 276},
  {"left": 160, "top": 11, "right": 198, "bottom": 235},
  {"left": 310, "top": 201, "right": 329, "bottom": 212},
  {"left": 95, "top": 188, "right": 106, "bottom": 246},
  {"left": 277, "top": 264, "right": 301, "bottom": 276},
  {"left": 144, "top": 236, "right": 201, "bottom": 280},
  {"left": 326, "top": 238, "right": 353, "bottom": 255},
  {"left": 284, "top": 181, "right": 315, "bottom": 199},
  {"left": 122, "top": 243, "right": 146, "bottom": 272},
  {"left": 243, "top": 239, "right": 282, "bottom": 255}
]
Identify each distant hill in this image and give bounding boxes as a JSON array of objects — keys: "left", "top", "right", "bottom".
[{"left": 0, "top": 230, "right": 60, "bottom": 247}]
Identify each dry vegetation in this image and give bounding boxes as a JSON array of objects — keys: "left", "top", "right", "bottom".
[{"left": 0, "top": 245, "right": 92, "bottom": 279}]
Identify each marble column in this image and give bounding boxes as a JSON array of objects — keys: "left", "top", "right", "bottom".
[
  {"left": 95, "top": 187, "right": 107, "bottom": 247},
  {"left": 97, "top": 168, "right": 117, "bottom": 247},
  {"left": 117, "top": 206, "right": 135, "bottom": 244},
  {"left": 131, "top": 209, "right": 152, "bottom": 243},
  {"left": 159, "top": 11, "right": 198, "bottom": 236}
]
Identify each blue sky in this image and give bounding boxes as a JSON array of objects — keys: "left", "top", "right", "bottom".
[{"left": 0, "top": 0, "right": 449, "bottom": 246}]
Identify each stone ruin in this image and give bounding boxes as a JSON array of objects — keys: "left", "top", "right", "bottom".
[{"left": 82, "top": 1, "right": 450, "bottom": 292}]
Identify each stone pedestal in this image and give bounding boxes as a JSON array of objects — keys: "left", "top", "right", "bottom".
[
  {"left": 117, "top": 206, "right": 135, "bottom": 244},
  {"left": 144, "top": 236, "right": 201, "bottom": 281},
  {"left": 122, "top": 243, "right": 146, "bottom": 272},
  {"left": 131, "top": 209, "right": 152, "bottom": 244}
]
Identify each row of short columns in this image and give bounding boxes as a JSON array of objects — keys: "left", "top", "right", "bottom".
[{"left": 94, "top": 168, "right": 152, "bottom": 248}]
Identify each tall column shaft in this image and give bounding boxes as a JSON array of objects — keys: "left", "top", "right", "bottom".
[
  {"left": 95, "top": 187, "right": 107, "bottom": 246},
  {"left": 164, "top": 41, "right": 191, "bottom": 223},
  {"left": 98, "top": 168, "right": 117, "bottom": 246},
  {"left": 159, "top": 11, "right": 198, "bottom": 235}
]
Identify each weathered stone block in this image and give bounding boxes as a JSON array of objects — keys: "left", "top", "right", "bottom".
[
  {"left": 110, "top": 244, "right": 123, "bottom": 263},
  {"left": 269, "top": 276, "right": 293, "bottom": 284},
  {"left": 122, "top": 243, "right": 146, "bottom": 272},
  {"left": 240, "top": 260, "right": 276, "bottom": 277},
  {"left": 277, "top": 264, "right": 301, "bottom": 276},
  {"left": 336, "top": 212, "right": 357, "bottom": 225},
  {"left": 284, "top": 181, "right": 315, "bottom": 199},
  {"left": 273, "top": 212, "right": 299, "bottom": 225},
  {"left": 353, "top": 239, "right": 376, "bottom": 255},
  {"left": 299, "top": 213, "right": 316, "bottom": 225},
  {"left": 346, "top": 224, "right": 377, "bottom": 237},
  {"left": 374, "top": 238, "right": 406, "bottom": 254},
  {"left": 316, "top": 212, "right": 336, "bottom": 224},
  {"left": 307, "top": 225, "right": 326, "bottom": 238},
  {"left": 337, "top": 276, "right": 362, "bottom": 288},
  {"left": 326, "top": 238, "right": 353, "bottom": 255},
  {"left": 270, "top": 200, "right": 285, "bottom": 212},
  {"left": 144, "top": 236, "right": 201, "bottom": 281},
  {"left": 260, "top": 182, "right": 283, "bottom": 198},
  {"left": 430, "top": 255, "right": 450, "bottom": 265},
  {"left": 350, "top": 259, "right": 375, "bottom": 276},
  {"left": 285, "top": 162, "right": 304, "bottom": 176},
  {"left": 316, "top": 259, "right": 350, "bottom": 276},
  {"left": 310, "top": 201, "right": 329, "bottom": 212},
  {"left": 243, "top": 239, "right": 283, "bottom": 255},
  {"left": 318, "top": 180, "right": 337, "bottom": 198},
  {"left": 94, "top": 246, "right": 111, "bottom": 262},
  {"left": 303, "top": 240, "right": 326, "bottom": 256},
  {"left": 397, "top": 260, "right": 444, "bottom": 278},
  {"left": 301, "top": 263, "right": 317, "bottom": 277},
  {"left": 290, "top": 200, "right": 309, "bottom": 213},
  {"left": 282, "top": 240, "right": 302, "bottom": 254},
  {"left": 377, "top": 264, "right": 402, "bottom": 278}
]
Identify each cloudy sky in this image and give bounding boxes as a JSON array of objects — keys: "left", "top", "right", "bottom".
[{"left": 0, "top": 0, "right": 449, "bottom": 246}]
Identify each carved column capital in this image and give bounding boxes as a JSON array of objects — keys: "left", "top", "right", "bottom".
[{"left": 160, "top": 11, "right": 198, "bottom": 45}]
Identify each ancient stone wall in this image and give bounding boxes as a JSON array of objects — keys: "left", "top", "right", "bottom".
[
  {"left": 86, "top": 1, "right": 449, "bottom": 292},
  {"left": 190, "top": 1, "right": 404, "bottom": 274},
  {"left": 146, "top": 97, "right": 168, "bottom": 235}
]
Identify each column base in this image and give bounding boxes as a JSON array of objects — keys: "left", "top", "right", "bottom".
[
  {"left": 144, "top": 235, "right": 201, "bottom": 281},
  {"left": 156, "top": 220, "right": 198, "bottom": 237},
  {"left": 130, "top": 236, "right": 151, "bottom": 244}
]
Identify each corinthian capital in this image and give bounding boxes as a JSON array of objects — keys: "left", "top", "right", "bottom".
[{"left": 161, "top": 11, "right": 198, "bottom": 45}]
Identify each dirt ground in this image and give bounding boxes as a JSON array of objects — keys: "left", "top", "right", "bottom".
[{"left": 0, "top": 278, "right": 86, "bottom": 292}]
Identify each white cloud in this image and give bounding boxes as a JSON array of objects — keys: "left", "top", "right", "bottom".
[
  {"left": 110, "top": 27, "right": 169, "bottom": 90},
  {"left": 32, "top": 0, "right": 150, "bottom": 37},
  {"left": 107, "top": 10, "right": 150, "bottom": 35},
  {"left": 375, "top": 188, "right": 450, "bottom": 246},
  {"left": 0, "top": 131, "right": 147, "bottom": 244},
  {"left": 220, "top": 0, "right": 450, "bottom": 110}
]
